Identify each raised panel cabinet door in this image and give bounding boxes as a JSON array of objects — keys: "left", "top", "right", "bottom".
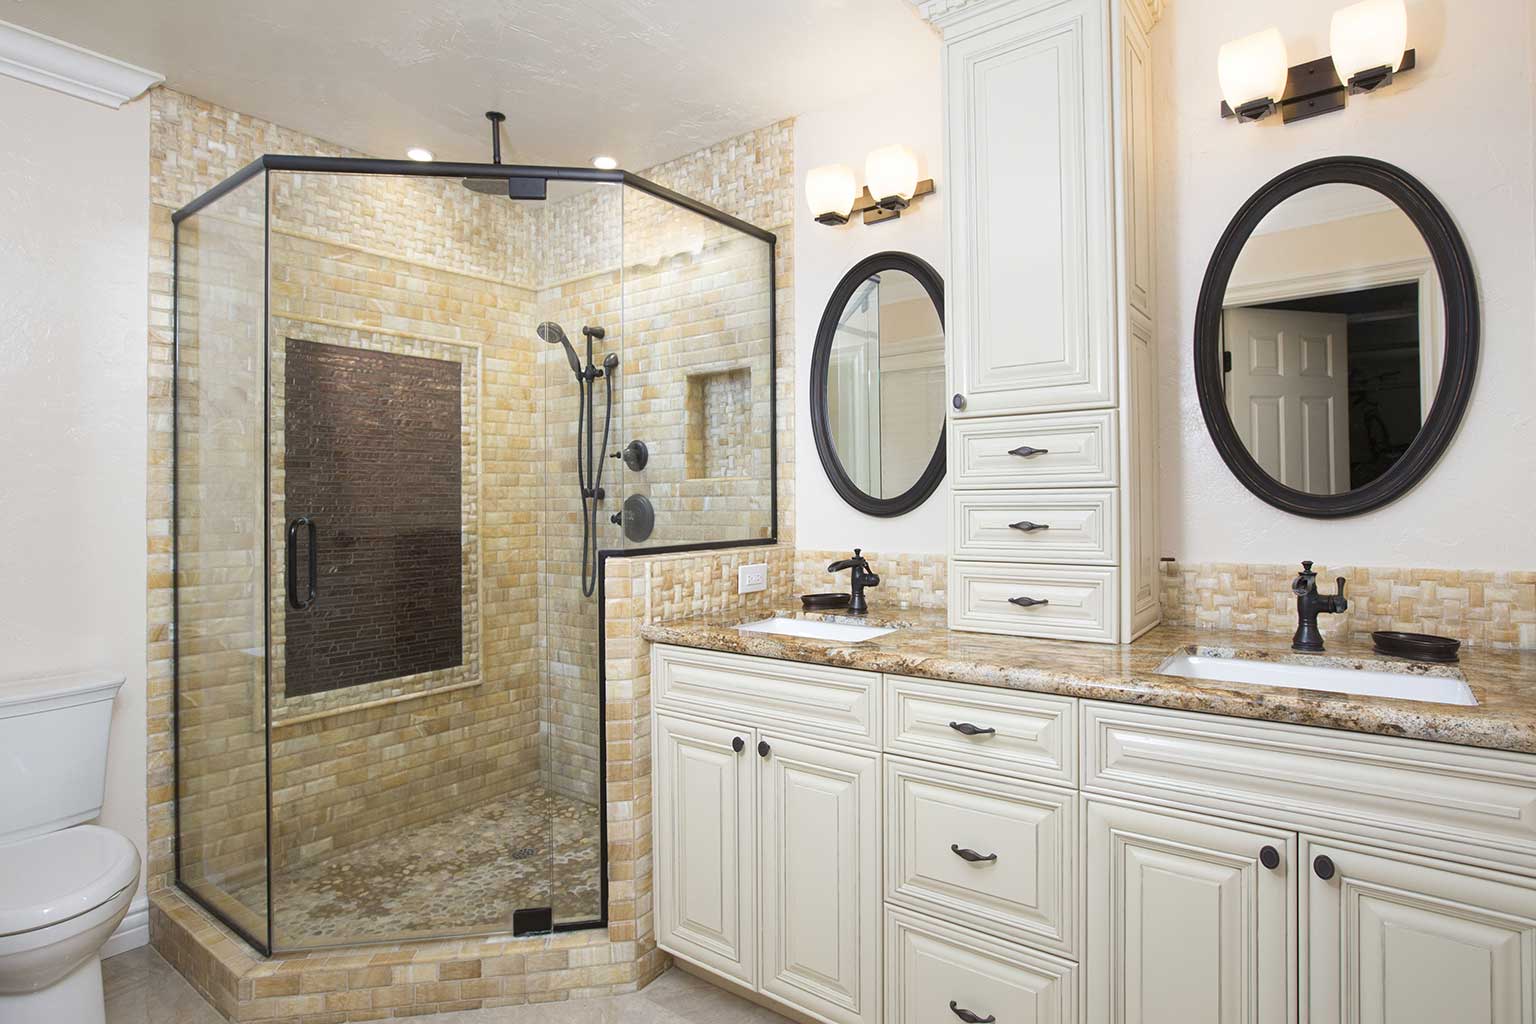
[
  {"left": 759, "top": 734, "right": 881, "bottom": 1024},
  {"left": 653, "top": 713, "right": 756, "bottom": 987},
  {"left": 947, "top": 0, "right": 1114, "bottom": 416},
  {"left": 1087, "top": 798, "right": 1296, "bottom": 1024},
  {"left": 1304, "top": 838, "right": 1536, "bottom": 1024}
]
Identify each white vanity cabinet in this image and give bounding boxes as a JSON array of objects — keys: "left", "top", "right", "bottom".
[
  {"left": 652, "top": 646, "right": 883, "bottom": 1024},
  {"left": 926, "top": 0, "right": 1163, "bottom": 643},
  {"left": 651, "top": 645, "right": 1536, "bottom": 1024}
]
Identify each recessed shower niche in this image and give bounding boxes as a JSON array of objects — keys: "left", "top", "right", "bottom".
[
  {"left": 172, "top": 158, "right": 775, "bottom": 953},
  {"left": 685, "top": 366, "right": 753, "bottom": 480}
]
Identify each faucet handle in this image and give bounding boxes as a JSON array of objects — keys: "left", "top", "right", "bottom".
[
  {"left": 1301, "top": 560, "right": 1315, "bottom": 574},
  {"left": 1336, "top": 576, "right": 1347, "bottom": 597}
]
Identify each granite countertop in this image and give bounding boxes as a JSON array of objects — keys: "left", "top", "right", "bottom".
[{"left": 641, "top": 607, "right": 1536, "bottom": 755}]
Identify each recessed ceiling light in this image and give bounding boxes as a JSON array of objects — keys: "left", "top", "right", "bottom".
[
  {"left": 406, "top": 147, "right": 434, "bottom": 162},
  {"left": 592, "top": 155, "right": 618, "bottom": 170}
]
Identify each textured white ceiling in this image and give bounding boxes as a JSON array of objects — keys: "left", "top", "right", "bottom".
[{"left": 6, "top": 0, "right": 937, "bottom": 170}]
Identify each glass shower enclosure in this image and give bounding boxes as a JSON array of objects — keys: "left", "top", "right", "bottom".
[{"left": 171, "top": 156, "right": 775, "bottom": 954}]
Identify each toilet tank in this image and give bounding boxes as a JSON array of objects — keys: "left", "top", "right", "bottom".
[{"left": 0, "top": 671, "right": 125, "bottom": 843}]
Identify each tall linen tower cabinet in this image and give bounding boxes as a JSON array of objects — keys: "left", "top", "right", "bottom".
[{"left": 926, "top": 0, "right": 1163, "bottom": 642}]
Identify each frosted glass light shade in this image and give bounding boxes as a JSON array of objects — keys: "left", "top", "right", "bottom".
[
  {"left": 806, "top": 163, "right": 858, "bottom": 220},
  {"left": 1217, "top": 27, "right": 1290, "bottom": 111},
  {"left": 1330, "top": 0, "right": 1408, "bottom": 83},
  {"left": 865, "top": 145, "right": 920, "bottom": 205}
]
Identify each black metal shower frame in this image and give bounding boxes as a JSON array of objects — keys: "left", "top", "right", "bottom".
[{"left": 170, "top": 156, "right": 779, "bottom": 957}]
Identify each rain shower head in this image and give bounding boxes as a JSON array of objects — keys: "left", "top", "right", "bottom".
[
  {"left": 538, "top": 321, "right": 583, "bottom": 376},
  {"left": 461, "top": 110, "right": 547, "bottom": 200}
]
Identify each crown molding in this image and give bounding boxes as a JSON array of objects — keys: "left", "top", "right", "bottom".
[
  {"left": 0, "top": 18, "right": 162, "bottom": 108},
  {"left": 921, "top": 0, "right": 1164, "bottom": 30}
]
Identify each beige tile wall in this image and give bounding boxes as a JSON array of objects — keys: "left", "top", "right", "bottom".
[
  {"left": 147, "top": 81, "right": 794, "bottom": 1016},
  {"left": 1160, "top": 560, "right": 1536, "bottom": 649}
]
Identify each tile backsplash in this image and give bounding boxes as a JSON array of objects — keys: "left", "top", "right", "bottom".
[{"left": 1160, "top": 561, "right": 1536, "bottom": 650}]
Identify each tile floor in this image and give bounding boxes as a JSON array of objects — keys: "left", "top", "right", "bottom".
[
  {"left": 226, "top": 787, "right": 602, "bottom": 949},
  {"left": 104, "top": 946, "right": 792, "bottom": 1024}
]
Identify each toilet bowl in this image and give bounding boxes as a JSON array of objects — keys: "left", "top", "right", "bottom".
[
  {"left": 0, "top": 825, "right": 141, "bottom": 1024},
  {"left": 0, "top": 670, "right": 136, "bottom": 1024}
]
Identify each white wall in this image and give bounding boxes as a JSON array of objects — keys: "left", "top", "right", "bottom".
[
  {"left": 1156, "top": 0, "right": 1536, "bottom": 569},
  {"left": 0, "top": 75, "right": 150, "bottom": 893},
  {"left": 793, "top": 42, "right": 948, "bottom": 554}
]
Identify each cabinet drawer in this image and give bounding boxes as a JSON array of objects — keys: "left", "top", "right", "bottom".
[
  {"left": 886, "top": 756, "right": 1078, "bottom": 956},
  {"left": 951, "top": 410, "right": 1118, "bottom": 489},
  {"left": 1083, "top": 702, "right": 1536, "bottom": 873},
  {"left": 652, "top": 645, "right": 879, "bottom": 748},
  {"left": 885, "top": 905, "right": 1078, "bottom": 1024},
  {"left": 950, "top": 562, "right": 1118, "bottom": 642},
  {"left": 884, "top": 675, "right": 1076, "bottom": 786},
  {"left": 952, "top": 488, "right": 1117, "bottom": 563}
]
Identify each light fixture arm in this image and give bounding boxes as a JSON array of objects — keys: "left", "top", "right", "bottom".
[{"left": 1219, "top": 48, "right": 1414, "bottom": 123}]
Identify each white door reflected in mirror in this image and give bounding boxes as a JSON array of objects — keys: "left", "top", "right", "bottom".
[
  {"left": 826, "top": 269, "right": 945, "bottom": 500},
  {"left": 1220, "top": 182, "right": 1441, "bottom": 496}
]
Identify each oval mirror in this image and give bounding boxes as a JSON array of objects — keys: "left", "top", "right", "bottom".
[
  {"left": 810, "top": 252, "right": 946, "bottom": 517},
  {"left": 1195, "top": 157, "right": 1478, "bottom": 517}
]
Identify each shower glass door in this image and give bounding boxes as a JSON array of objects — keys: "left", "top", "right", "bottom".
[{"left": 262, "top": 169, "right": 571, "bottom": 949}]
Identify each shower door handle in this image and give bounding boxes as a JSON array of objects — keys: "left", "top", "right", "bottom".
[{"left": 286, "top": 516, "right": 317, "bottom": 610}]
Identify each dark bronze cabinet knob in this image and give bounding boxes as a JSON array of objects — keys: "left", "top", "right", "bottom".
[
  {"left": 952, "top": 393, "right": 966, "bottom": 410},
  {"left": 757, "top": 740, "right": 771, "bottom": 758},
  {"left": 1260, "top": 845, "right": 1280, "bottom": 870},
  {"left": 732, "top": 736, "right": 744, "bottom": 753},
  {"left": 1313, "top": 854, "right": 1336, "bottom": 880}
]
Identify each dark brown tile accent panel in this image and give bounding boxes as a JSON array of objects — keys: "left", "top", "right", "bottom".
[{"left": 283, "top": 339, "right": 463, "bottom": 697}]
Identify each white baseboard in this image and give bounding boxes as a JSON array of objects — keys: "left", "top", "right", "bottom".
[{"left": 101, "top": 895, "right": 150, "bottom": 959}]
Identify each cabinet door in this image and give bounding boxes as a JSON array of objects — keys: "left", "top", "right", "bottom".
[
  {"left": 654, "top": 713, "right": 756, "bottom": 987},
  {"left": 1304, "top": 838, "right": 1536, "bottom": 1024},
  {"left": 1087, "top": 798, "right": 1296, "bottom": 1024},
  {"left": 947, "top": 0, "right": 1113, "bottom": 416},
  {"left": 759, "top": 734, "right": 881, "bottom": 1024}
]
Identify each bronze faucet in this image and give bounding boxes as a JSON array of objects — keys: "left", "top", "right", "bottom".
[
  {"left": 828, "top": 549, "right": 881, "bottom": 614},
  {"left": 1292, "top": 560, "right": 1348, "bottom": 652}
]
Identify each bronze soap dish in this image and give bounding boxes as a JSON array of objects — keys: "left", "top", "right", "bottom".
[{"left": 1372, "top": 631, "right": 1460, "bottom": 663}]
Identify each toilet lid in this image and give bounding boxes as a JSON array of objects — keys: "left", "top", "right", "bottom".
[{"left": 0, "top": 826, "right": 140, "bottom": 936}]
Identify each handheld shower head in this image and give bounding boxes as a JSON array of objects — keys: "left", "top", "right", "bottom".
[{"left": 538, "top": 321, "right": 582, "bottom": 376}]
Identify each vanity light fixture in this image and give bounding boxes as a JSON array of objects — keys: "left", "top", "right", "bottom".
[
  {"left": 1330, "top": 0, "right": 1409, "bottom": 93},
  {"left": 1217, "top": 27, "right": 1290, "bottom": 122},
  {"left": 591, "top": 155, "right": 618, "bottom": 170},
  {"left": 406, "top": 147, "right": 434, "bottom": 162},
  {"left": 1218, "top": 0, "right": 1415, "bottom": 125},
  {"left": 806, "top": 146, "right": 935, "bottom": 227}
]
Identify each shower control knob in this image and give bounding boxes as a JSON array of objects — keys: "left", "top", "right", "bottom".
[{"left": 610, "top": 512, "right": 622, "bottom": 525}]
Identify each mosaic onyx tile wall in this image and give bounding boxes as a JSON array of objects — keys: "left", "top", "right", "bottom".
[
  {"left": 146, "top": 84, "right": 795, "bottom": 1018},
  {"left": 282, "top": 339, "right": 463, "bottom": 698},
  {"left": 1160, "top": 560, "right": 1536, "bottom": 649}
]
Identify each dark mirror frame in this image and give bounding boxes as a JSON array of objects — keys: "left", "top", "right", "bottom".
[
  {"left": 1194, "top": 156, "right": 1479, "bottom": 518},
  {"left": 810, "top": 251, "right": 946, "bottom": 517}
]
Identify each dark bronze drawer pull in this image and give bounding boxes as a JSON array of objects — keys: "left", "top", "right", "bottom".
[
  {"left": 1314, "top": 854, "right": 1336, "bottom": 880},
  {"left": 950, "top": 844, "right": 998, "bottom": 864},
  {"left": 1008, "top": 520, "right": 1051, "bottom": 532},
  {"left": 732, "top": 736, "right": 745, "bottom": 753},
  {"left": 948, "top": 721, "right": 996, "bottom": 737},
  {"left": 950, "top": 1001, "right": 996, "bottom": 1023},
  {"left": 1009, "top": 596, "right": 1050, "bottom": 608},
  {"left": 1008, "top": 445, "right": 1049, "bottom": 458},
  {"left": 1260, "top": 845, "right": 1280, "bottom": 870}
]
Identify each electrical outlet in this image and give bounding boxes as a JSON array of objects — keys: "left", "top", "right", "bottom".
[{"left": 738, "top": 562, "right": 768, "bottom": 594}]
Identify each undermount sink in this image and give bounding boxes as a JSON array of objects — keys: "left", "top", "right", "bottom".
[
  {"left": 1157, "top": 650, "right": 1477, "bottom": 706},
  {"left": 736, "top": 616, "right": 897, "bottom": 643}
]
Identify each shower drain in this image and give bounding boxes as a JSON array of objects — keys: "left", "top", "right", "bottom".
[{"left": 510, "top": 846, "right": 539, "bottom": 860}]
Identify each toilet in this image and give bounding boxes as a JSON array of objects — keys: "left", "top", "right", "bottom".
[{"left": 0, "top": 671, "right": 140, "bottom": 1024}]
